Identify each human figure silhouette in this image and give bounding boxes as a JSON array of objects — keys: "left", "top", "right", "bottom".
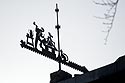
[
  {"left": 33, "top": 22, "right": 45, "bottom": 49},
  {"left": 26, "top": 30, "right": 34, "bottom": 47},
  {"left": 46, "top": 32, "right": 57, "bottom": 53},
  {"left": 47, "top": 32, "right": 55, "bottom": 47}
]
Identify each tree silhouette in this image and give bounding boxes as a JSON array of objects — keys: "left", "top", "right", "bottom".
[{"left": 93, "top": 0, "right": 119, "bottom": 44}]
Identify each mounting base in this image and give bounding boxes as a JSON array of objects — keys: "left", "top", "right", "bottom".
[{"left": 50, "top": 70, "right": 72, "bottom": 83}]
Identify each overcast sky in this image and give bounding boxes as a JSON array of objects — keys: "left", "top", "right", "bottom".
[{"left": 0, "top": 0, "right": 125, "bottom": 83}]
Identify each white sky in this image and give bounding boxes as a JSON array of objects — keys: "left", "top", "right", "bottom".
[{"left": 0, "top": 0, "right": 125, "bottom": 83}]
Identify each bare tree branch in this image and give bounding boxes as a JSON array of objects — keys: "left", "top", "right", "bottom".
[{"left": 93, "top": 0, "right": 119, "bottom": 44}]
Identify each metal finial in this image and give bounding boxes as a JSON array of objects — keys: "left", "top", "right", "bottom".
[{"left": 55, "top": 4, "right": 60, "bottom": 29}]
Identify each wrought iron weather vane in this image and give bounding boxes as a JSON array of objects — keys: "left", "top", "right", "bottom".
[{"left": 20, "top": 4, "right": 88, "bottom": 73}]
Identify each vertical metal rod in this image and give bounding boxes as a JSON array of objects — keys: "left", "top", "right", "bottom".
[
  {"left": 55, "top": 3, "right": 61, "bottom": 70},
  {"left": 56, "top": 4, "right": 59, "bottom": 26}
]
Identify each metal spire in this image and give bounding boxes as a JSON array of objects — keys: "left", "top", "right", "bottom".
[{"left": 55, "top": 3, "right": 61, "bottom": 70}]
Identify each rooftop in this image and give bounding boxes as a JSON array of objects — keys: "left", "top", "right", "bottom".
[{"left": 57, "top": 55, "right": 125, "bottom": 83}]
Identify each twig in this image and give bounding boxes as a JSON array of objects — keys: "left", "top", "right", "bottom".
[{"left": 93, "top": 0, "right": 119, "bottom": 44}]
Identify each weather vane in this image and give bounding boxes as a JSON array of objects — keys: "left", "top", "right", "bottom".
[{"left": 20, "top": 4, "right": 88, "bottom": 73}]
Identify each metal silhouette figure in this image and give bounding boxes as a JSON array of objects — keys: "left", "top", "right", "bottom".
[
  {"left": 26, "top": 30, "right": 34, "bottom": 47},
  {"left": 46, "top": 32, "right": 57, "bottom": 53},
  {"left": 40, "top": 32, "right": 57, "bottom": 54},
  {"left": 39, "top": 38, "right": 46, "bottom": 49},
  {"left": 47, "top": 32, "right": 55, "bottom": 48},
  {"left": 33, "top": 22, "right": 45, "bottom": 49}
]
